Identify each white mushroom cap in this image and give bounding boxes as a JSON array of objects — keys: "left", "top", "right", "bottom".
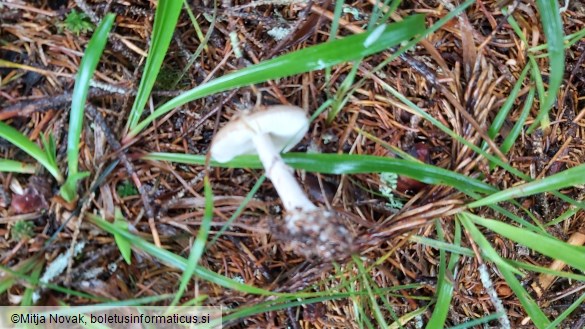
[{"left": 210, "top": 105, "right": 309, "bottom": 163}]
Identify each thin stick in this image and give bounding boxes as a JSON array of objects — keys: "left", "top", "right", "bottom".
[{"left": 86, "top": 105, "right": 156, "bottom": 222}]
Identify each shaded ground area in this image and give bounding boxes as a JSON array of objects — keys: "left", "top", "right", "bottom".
[{"left": 1, "top": 0, "right": 585, "bottom": 327}]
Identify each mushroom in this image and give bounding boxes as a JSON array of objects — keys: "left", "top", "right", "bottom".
[{"left": 210, "top": 105, "right": 355, "bottom": 261}]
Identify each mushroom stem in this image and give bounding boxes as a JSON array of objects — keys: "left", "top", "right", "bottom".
[{"left": 252, "top": 133, "right": 317, "bottom": 212}]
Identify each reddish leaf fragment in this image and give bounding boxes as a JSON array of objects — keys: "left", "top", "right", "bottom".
[
  {"left": 10, "top": 176, "right": 51, "bottom": 214},
  {"left": 397, "top": 143, "right": 431, "bottom": 193}
]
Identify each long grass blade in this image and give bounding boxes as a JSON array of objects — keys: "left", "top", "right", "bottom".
[
  {"left": 0, "top": 255, "right": 41, "bottom": 295},
  {"left": 460, "top": 213, "right": 551, "bottom": 327},
  {"left": 209, "top": 175, "right": 266, "bottom": 246},
  {"left": 61, "top": 13, "right": 115, "bottom": 201},
  {"left": 528, "top": 0, "right": 565, "bottom": 132},
  {"left": 468, "top": 163, "right": 585, "bottom": 208},
  {"left": 469, "top": 213, "right": 585, "bottom": 273},
  {"left": 126, "top": 0, "right": 183, "bottom": 130},
  {"left": 498, "top": 265, "right": 550, "bottom": 328},
  {"left": 500, "top": 87, "right": 535, "bottom": 154},
  {"left": 458, "top": 213, "right": 523, "bottom": 276},
  {"left": 87, "top": 213, "right": 276, "bottom": 296},
  {"left": 409, "top": 236, "right": 474, "bottom": 258},
  {"left": 20, "top": 261, "right": 44, "bottom": 306},
  {"left": 0, "top": 159, "right": 36, "bottom": 174},
  {"left": 0, "top": 122, "right": 62, "bottom": 181},
  {"left": 143, "top": 152, "right": 496, "bottom": 195},
  {"left": 125, "top": 15, "right": 426, "bottom": 140},
  {"left": 426, "top": 221, "right": 456, "bottom": 329},
  {"left": 445, "top": 313, "right": 505, "bottom": 329},
  {"left": 171, "top": 176, "right": 213, "bottom": 306},
  {"left": 508, "top": 259, "right": 585, "bottom": 282},
  {"left": 113, "top": 208, "right": 132, "bottom": 264},
  {"left": 544, "top": 291, "right": 585, "bottom": 329},
  {"left": 486, "top": 64, "right": 531, "bottom": 142},
  {"left": 353, "top": 256, "right": 389, "bottom": 329}
]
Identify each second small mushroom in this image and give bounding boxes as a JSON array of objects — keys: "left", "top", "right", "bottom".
[{"left": 210, "top": 105, "right": 355, "bottom": 261}]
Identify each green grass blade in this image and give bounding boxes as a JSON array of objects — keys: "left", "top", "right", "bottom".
[
  {"left": 508, "top": 259, "right": 585, "bottom": 282},
  {"left": 491, "top": 203, "right": 547, "bottom": 235},
  {"left": 544, "top": 291, "right": 585, "bottom": 329},
  {"left": 222, "top": 290, "right": 383, "bottom": 324},
  {"left": 40, "top": 132, "right": 57, "bottom": 169},
  {"left": 358, "top": 131, "right": 554, "bottom": 230},
  {"left": 327, "top": 59, "right": 362, "bottom": 123},
  {"left": 381, "top": 0, "right": 401, "bottom": 23},
  {"left": 61, "top": 13, "right": 115, "bottom": 201},
  {"left": 460, "top": 212, "right": 551, "bottom": 327},
  {"left": 143, "top": 152, "right": 496, "bottom": 195},
  {"left": 113, "top": 208, "right": 132, "bottom": 264},
  {"left": 323, "top": 0, "right": 345, "bottom": 92},
  {"left": 445, "top": 313, "right": 505, "bottom": 329},
  {"left": 486, "top": 64, "right": 531, "bottom": 142},
  {"left": 183, "top": 0, "right": 206, "bottom": 52},
  {"left": 426, "top": 221, "right": 456, "bottom": 329},
  {"left": 500, "top": 87, "right": 535, "bottom": 154},
  {"left": 409, "top": 236, "right": 474, "bottom": 258},
  {"left": 67, "top": 13, "right": 115, "bottom": 174},
  {"left": 209, "top": 175, "right": 266, "bottom": 246},
  {"left": 0, "top": 255, "right": 41, "bottom": 295},
  {"left": 528, "top": 0, "right": 565, "bottom": 132},
  {"left": 373, "top": 73, "right": 528, "bottom": 181},
  {"left": 546, "top": 206, "right": 578, "bottom": 227},
  {"left": 468, "top": 163, "right": 585, "bottom": 208},
  {"left": 529, "top": 58, "right": 546, "bottom": 118},
  {"left": 502, "top": 8, "right": 546, "bottom": 135},
  {"left": 353, "top": 256, "right": 388, "bottom": 329},
  {"left": 44, "top": 285, "right": 109, "bottom": 302},
  {"left": 171, "top": 176, "right": 213, "bottom": 306},
  {"left": 87, "top": 213, "right": 276, "bottom": 296},
  {"left": 458, "top": 213, "right": 523, "bottom": 276},
  {"left": 0, "top": 122, "right": 62, "bottom": 181},
  {"left": 389, "top": 306, "right": 428, "bottom": 329},
  {"left": 469, "top": 213, "right": 585, "bottom": 273},
  {"left": 498, "top": 265, "right": 550, "bottom": 328},
  {"left": 90, "top": 294, "right": 175, "bottom": 306},
  {"left": 126, "top": 0, "right": 183, "bottom": 130},
  {"left": 145, "top": 152, "right": 581, "bottom": 229},
  {"left": 448, "top": 220, "right": 462, "bottom": 271},
  {"left": 0, "top": 159, "right": 36, "bottom": 174},
  {"left": 125, "top": 15, "right": 426, "bottom": 139},
  {"left": 172, "top": 0, "right": 216, "bottom": 88},
  {"left": 529, "top": 27, "right": 585, "bottom": 53},
  {"left": 329, "top": 0, "right": 344, "bottom": 42},
  {"left": 60, "top": 172, "right": 90, "bottom": 202},
  {"left": 20, "top": 261, "right": 44, "bottom": 306}
]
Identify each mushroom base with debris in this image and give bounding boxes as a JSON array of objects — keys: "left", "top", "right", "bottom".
[{"left": 273, "top": 209, "right": 356, "bottom": 261}]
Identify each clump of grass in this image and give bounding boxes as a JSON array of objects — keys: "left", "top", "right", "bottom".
[
  {"left": 10, "top": 220, "right": 35, "bottom": 241},
  {"left": 116, "top": 180, "right": 138, "bottom": 197},
  {"left": 58, "top": 10, "right": 95, "bottom": 35},
  {"left": 154, "top": 64, "right": 190, "bottom": 90}
]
